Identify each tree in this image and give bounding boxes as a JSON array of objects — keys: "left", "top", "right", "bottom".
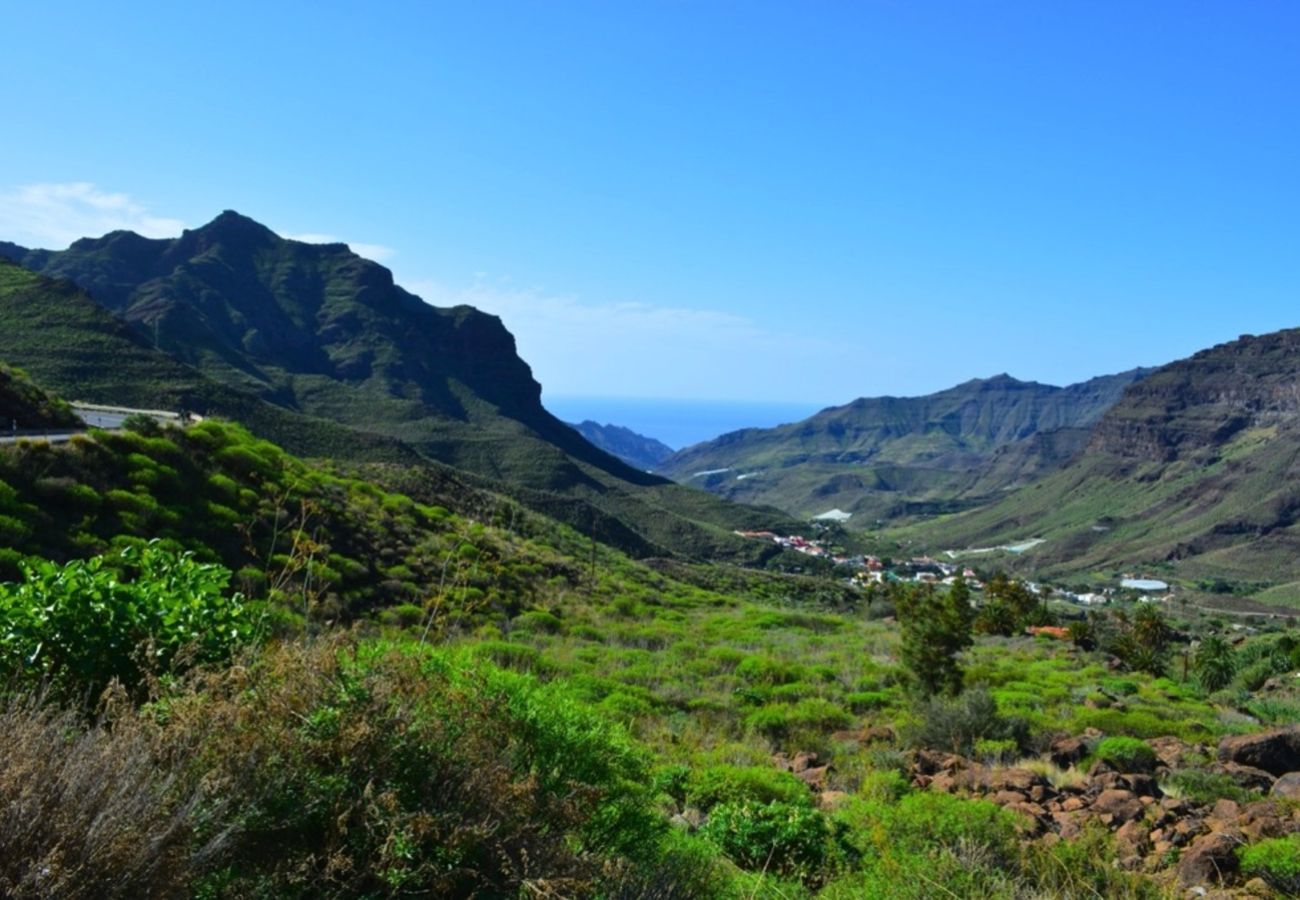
[
  {"left": 896, "top": 576, "right": 973, "bottom": 697},
  {"left": 1193, "top": 636, "right": 1237, "bottom": 692}
]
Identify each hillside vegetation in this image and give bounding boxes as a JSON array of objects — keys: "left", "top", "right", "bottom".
[
  {"left": 0, "top": 252, "right": 798, "bottom": 562},
  {"left": 3, "top": 369, "right": 1300, "bottom": 897},
  {"left": 661, "top": 371, "right": 1146, "bottom": 523},
  {"left": 899, "top": 329, "right": 1300, "bottom": 601}
]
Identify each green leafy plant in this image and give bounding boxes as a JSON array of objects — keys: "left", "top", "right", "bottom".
[
  {"left": 1239, "top": 835, "right": 1300, "bottom": 895},
  {"left": 0, "top": 543, "right": 257, "bottom": 699}
]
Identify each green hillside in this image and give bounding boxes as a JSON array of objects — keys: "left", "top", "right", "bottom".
[
  {"left": 897, "top": 329, "right": 1300, "bottom": 600},
  {"left": 661, "top": 371, "right": 1146, "bottom": 522},
  {"left": 0, "top": 363, "right": 80, "bottom": 430},
  {"left": 0, "top": 238, "right": 799, "bottom": 562}
]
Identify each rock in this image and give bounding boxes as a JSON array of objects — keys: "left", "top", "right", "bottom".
[
  {"left": 993, "top": 790, "right": 1029, "bottom": 806},
  {"left": 1006, "top": 803, "right": 1047, "bottom": 835},
  {"left": 1209, "top": 799, "right": 1241, "bottom": 823},
  {"left": 1176, "top": 831, "right": 1241, "bottom": 887},
  {"left": 795, "top": 764, "right": 831, "bottom": 790},
  {"left": 772, "top": 752, "right": 792, "bottom": 772},
  {"left": 680, "top": 807, "right": 704, "bottom": 829},
  {"left": 1093, "top": 789, "right": 1144, "bottom": 825},
  {"left": 1061, "top": 796, "right": 1086, "bottom": 812},
  {"left": 1218, "top": 725, "right": 1300, "bottom": 777},
  {"left": 1115, "top": 819, "right": 1151, "bottom": 858},
  {"left": 1271, "top": 771, "right": 1300, "bottom": 801},
  {"left": 1049, "top": 735, "right": 1092, "bottom": 768},
  {"left": 1051, "top": 811, "right": 1083, "bottom": 840},
  {"left": 1124, "top": 773, "right": 1161, "bottom": 798},
  {"left": 818, "top": 790, "right": 850, "bottom": 810},
  {"left": 1213, "top": 762, "right": 1277, "bottom": 792},
  {"left": 1149, "top": 736, "right": 1196, "bottom": 770},
  {"left": 990, "top": 767, "right": 1050, "bottom": 794},
  {"left": 791, "top": 751, "right": 819, "bottom": 773}
]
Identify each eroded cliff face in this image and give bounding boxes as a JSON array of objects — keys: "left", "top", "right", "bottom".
[{"left": 1087, "top": 329, "right": 1300, "bottom": 461}]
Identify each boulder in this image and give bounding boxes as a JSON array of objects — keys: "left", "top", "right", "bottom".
[
  {"left": 795, "top": 764, "right": 831, "bottom": 790},
  {"left": 1093, "top": 789, "right": 1144, "bottom": 825},
  {"left": 1271, "top": 771, "right": 1300, "bottom": 802},
  {"left": 1218, "top": 725, "right": 1300, "bottom": 777},
  {"left": 1049, "top": 734, "right": 1092, "bottom": 768},
  {"left": 1175, "top": 830, "right": 1241, "bottom": 887},
  {"left": 1212, "top": 761, "right": 1277, "bottom": 793}
]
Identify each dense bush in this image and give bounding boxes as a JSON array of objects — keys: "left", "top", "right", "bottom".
[
  {"left": 0, "top": 544, "right": 257, "bottom": 700},
  {"left": 1094, "top": 736, "right": 1157, "bottom": 773},
  {"left": 906, "top": 688, "right": 1028, "bottom": 756},
  {"left": 699, "top": 799, "right": 836, "bottom": 880},
  {"left": 1239, "top": 834, "right": 1300, "bottom": 895},
  {"left": 685, "top": 765, "right": 812, "bottom": 811}
]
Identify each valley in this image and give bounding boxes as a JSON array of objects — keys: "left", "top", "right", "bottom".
[{"left": 2, "top": 213, "right": 1300, "bottom": 897}]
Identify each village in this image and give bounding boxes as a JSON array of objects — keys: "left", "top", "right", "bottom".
[{"left": 734, "top": 528, "right": 1178, "bottom": 610}]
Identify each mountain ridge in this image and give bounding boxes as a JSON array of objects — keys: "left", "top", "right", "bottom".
[
  {"left": 0, "top": 218, "right": 799, "bottom": 561},
  {"left": 659, "top": 369, "right": 1150, "bottom": 522}
]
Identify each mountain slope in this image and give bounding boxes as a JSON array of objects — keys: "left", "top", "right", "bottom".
[
  {"left": 903, "top": 329, "right": 1300, "bottom": 590},
  {"left": 0, "top": 220, "right": 796, "bottom": 560},
  {"left": 659, "top": 371, "right": 1147, "bottom": 522},
  {"left": 568, "top": 420, "right": 674, "bottom": 471}
]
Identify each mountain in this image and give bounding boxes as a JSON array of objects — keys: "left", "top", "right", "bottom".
[
  {"left": 568, "top": 420, "right": 674, "bottom": 471},
  {"left": 0, "top": 218, "right": 797, "bottom": 560},
  {"left": 905, "top": 328, "right": 1300, "bottom": 598},
  {"left": 658, "top": 370, "right": 1148, "bottom": 523}
]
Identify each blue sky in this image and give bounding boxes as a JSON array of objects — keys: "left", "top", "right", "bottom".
[{"left": 1, "top": 1, "right": 1297, "bottom": 404}]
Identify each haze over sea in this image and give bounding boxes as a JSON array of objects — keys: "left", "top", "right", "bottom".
[{"left": 542, "top": 396, "right": 824, "bottom": 452}]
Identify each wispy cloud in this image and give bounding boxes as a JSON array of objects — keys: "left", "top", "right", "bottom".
[
  {"left": 0, "top": 182, "right": 185, "bottom": 248},
  {"left": 408, "top": 276, "right": 840, "bottom": 400},
  {"left": 284, "top": 232, "right": 396, "bottom": 262}
]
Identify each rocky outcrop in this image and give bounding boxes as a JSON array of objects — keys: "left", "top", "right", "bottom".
[{"left": 1218, "top": 725, "right": 1300, "bottom": 776}]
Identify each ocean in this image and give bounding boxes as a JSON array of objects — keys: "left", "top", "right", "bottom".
[{"left": 542, "top": 395, "right": 827, "bottom": 452}]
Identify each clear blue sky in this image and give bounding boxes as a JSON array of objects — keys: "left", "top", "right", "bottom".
[{"left": 1, "top": 1, "right": 1297, "bottom": 403}]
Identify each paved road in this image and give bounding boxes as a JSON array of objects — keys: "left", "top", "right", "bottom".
[
  {"left": 0, "top": 431, "right": 82, "bottom": 445},
  {"left": 0, "top": 403, "right": 182, "bottom": 445}
]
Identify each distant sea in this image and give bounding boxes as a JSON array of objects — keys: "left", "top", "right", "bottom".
[{"left": 543, "top": 395, "right": 827, "bottom": 452}]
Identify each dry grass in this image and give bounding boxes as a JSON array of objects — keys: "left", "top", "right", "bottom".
[{"left": 0, "top": 690, "right": 223, "bottom": 899}]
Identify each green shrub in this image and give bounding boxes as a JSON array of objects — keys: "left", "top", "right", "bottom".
[
  {"left": 1164, "top": 769, "right": 1253, "bottom": 805},
  {"left": 845, "top": 690, "right": 891, "bottom": 712},
  {"left": 1239, "top": 834, "right": 1300, "bottom": 895},
  {"left": 699, "top": 800, "right": 833, "bottom": 878},
  {"left": 0, "top": 544, "right": 258, "bottom": 700},
  {"left": 1095, "top": 736, "right": 1157, "bottom": 773},
  {"left": 906, "top": 687, "right": 1027, "bottom": 756},
  {"left": 686, "top": 765, "right": 811, "bottom": 811}
]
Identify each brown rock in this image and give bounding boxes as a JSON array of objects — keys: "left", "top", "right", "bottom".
[
  {"left": 1061, "top": 796, "right": 1086, "bottom": 812},
  {"left": 1209, "top": 799, "right": 1241, "bottom": 823},
  {"left": 792, "top": 751, "right": 819, "bottom": 774},
  {"left": 1213, "top": 761, "right": 1278, "bottom": 792},
  {"left": 1218, "top": 725, "right": 1300, "bottom": 777},
  {"left": 1049, "top": 735, "right": 1092, "bottom": 768},
  {"left": 993, "top": 790, "right": 1029, "bottom": 806},
  {"left": 1149, "top": 736, "right": 1195, "bottom": 770},
  {"left": 772, "top": 752, "right": 792, "bottom": 772},
  {"left": 1094, "top": 788, "right": 1145, "bottom": 825},
  {"left": 818, "top": 790, "right": 850, "bottom": 810},
  {"left": 795, "top": 764, "right": 831, "bottom": 790},
  {"left": 1271, "top": 771, "right": 1300, "bottom": 801},
  {"left": 1115, "top": 819, "right": 1151, "bottom": 858},
  {"left": 991, "top": 767, "right": 1047, "bottom": 794},
  {"left": 1052, "top": 811, "right": 1082, "bottom": 840},
  {"left": 1124, "top": 773, "right": 1161, "bottom": 798},
  {"left": 1176, "top": 830, "right": 1241, "bottom": 887}
]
